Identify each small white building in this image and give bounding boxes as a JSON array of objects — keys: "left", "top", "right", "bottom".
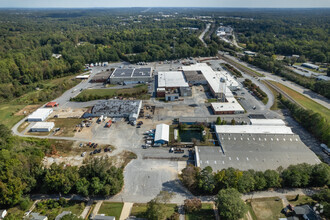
[
  {"left": 154, "top": 124, "right": 170, "bottom": 144},
  {"left": 27, "top": 108, "right": 53, "bottom": 122},
  {"left": 75, "top": 75, "right": 90, "bottom": 79},
  {"left": 30, "top": 122, "right": 55, "bottom": 132},
  {"left": 211, "top": 98, "right": 245, "bottom": 115},
  {"left": 0, "top": 210, "right": 7, "bottom": 219}
]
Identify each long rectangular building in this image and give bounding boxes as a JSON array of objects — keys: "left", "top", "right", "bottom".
[
  {"left": 27, "top": 108, "right": 53, "bottom": 122},
  {"left": 30, "top": 122, "right": 55, "bottom": 132}
]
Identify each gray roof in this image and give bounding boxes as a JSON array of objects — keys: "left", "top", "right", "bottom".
[
  {"left": 133, "top": 68, "right": 152, "bottom": 77},
  {"left": 92, "top": 100, "right": 142, "bottom": 117},
  {"left": 55, "top": 211, "right": 71, "bottom": 220},
  {"left": 111, "top": 68, "right": 134, "bottom": 78},
  {"left": 196, "top": 133, "right": 321, "bottom": 171},
  {"left": 293, "top": 205, "right": 321, "bottom": 220},
  {"left": 28, "top": 213, "right": 47, "bottom": 220},
  {"left": 93, "top": 215, "right": 115, "bottom": 220}
]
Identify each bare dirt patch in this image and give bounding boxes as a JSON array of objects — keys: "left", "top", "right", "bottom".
[
  {"left": 14, "top": 104, "right": 41, "bottom": 116},
  {"left": 50, "top": 107, "right": 87, "bottom": 118}
]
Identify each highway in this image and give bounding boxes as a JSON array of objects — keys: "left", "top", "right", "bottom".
[
  {"left": 219, "top": 52, "right": 330, "bottom": 109},
  {"left": 199, "top": 23, "right": 211, "bottom": 47}
]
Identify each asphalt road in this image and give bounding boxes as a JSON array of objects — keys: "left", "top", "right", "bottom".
[
  {"left": 220, "top": 52, "right": 330, "bottom": 109},
  {"left": 199, "top": 23, "right": 211, "bottom": 47}
]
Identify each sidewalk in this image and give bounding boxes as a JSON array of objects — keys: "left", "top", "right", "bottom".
[{"left": 120, "top": 202, "right": 133, "bottom": 220}]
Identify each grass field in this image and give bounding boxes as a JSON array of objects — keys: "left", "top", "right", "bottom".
[
  {"left": 185, "top": 203, "right": 215, "bottom": 220},
  {"left": 98, "top": 202, "right": 124, "bottom": 219},
  {"left": 270, "top": 81, "right": 330, "bottom": 121},
  {"left": 48, "top": 118, "right": 84, "bottom": 137},
  {"left": 0, "top": 104, "right": 26, "bottom": 128},
  {"left": 73, "top": 84, "right": 150, "bottom": 101},
  {"left": 5, "top": 199, "right": 34, "bottom": 219},
  {"left": 131, "top": 203, "right": 178, "bottom": 219},
  {"left": 249, "top": 197, "right": 285, "bottom": 220},
  {"left": 286, "top": 195, "right": 316, "bottom": 206}
]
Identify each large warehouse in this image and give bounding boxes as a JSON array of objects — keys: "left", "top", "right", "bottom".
[
  {"left": 195, "top": 121, "right": 321, "bottom": 171},
  {"left": 30, "top": 122, "right": 55, "bottom": 132},
  {"left": 89, "top": 100, "right": 142, "bottom": 121},
  {"left": 109, "top": 67, "right": 152, "bottom": 84},
  {"left": 27, "top": 108, "right": 53, "bottom": 122}
]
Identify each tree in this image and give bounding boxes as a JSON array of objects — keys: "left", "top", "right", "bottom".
[
  {"left": 181, "top": 165, "right": 199, "bottom": 191},
  {"left": 264, "top": 170, "right": 281, "bottom": 188},
  {"left": 75, "top": 178, "right": 90, "bottom": 197},
  {"left": 145, "top": 191, "right": 175, "bottom": 220},
  {"left": 197, "top": 166, "right": 216, "bottom": 194},
  {"left": 311, "top": 163, "right": 330, "bottom": 187},
  {"left": 231, "top": 119, "right": 236, "bottom": 125},
  {"left": 216, "top": 117, "right": 222, "bottom": 125},
  {"left": 184, "top": 198, "right": 202, "bottom": 213},
  {"left": 216, "top": 188, "right": 248, "bottom": 220}
]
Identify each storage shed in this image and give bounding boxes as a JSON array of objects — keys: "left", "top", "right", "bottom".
[
  {"left": 30, "top": 122, "right": 55, "bottom": 132},
  {"left": 154, "top": 124, "right": 170, "bottom": 144}
]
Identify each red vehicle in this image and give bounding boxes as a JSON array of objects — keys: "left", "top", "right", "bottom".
[{"left": 106, "top": 120, "right": 112, "bottom": 128}]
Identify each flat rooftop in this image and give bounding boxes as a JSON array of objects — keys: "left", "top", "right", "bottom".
[
  {"left": 110, "top": 68, "right": 152, "bottom": 78},
  {"left": 215, "top": 124, "right": 293, "bottom": 134},
  {"left": 211, "top": 97, "right": 244, "bottom": 112},
  {"left": 183, "top": 70, "right": 206, "bottom": 82},
  {"left": 196, "top": 133, "right": 321, "bottom": 171},
  {"left": 111, "top": 68, "right": 134, "bottom": 78},
  {"left": 249, "top": 119, "right": 286, "bottom": 126},
  {"left": 31, "top": 122, "right": 55, "bottom": 129},
  {"left": 92, "top": 100, "right": 142, "bottom": 116},
  {"left": 158, "top": 71, "right": 189, "bottom": 88}
]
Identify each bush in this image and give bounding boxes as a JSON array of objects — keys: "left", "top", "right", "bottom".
[{"left": 184, "top": 198, "right": 202, "bottom": 213}]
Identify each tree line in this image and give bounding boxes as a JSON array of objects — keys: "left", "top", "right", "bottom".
[
  {"left": 0, "top": 124, "right": 123, "bottom": 208},
  {"left": 181, "top": 163, "right": 330, "bottom": 195},
  {"left": 279, "top": 95, "right": 330, "bottom": 146}
]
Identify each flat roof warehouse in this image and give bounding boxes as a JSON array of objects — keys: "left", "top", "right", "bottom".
[{"left": 110, "top": 67, "right": 152, "bottom": 78}]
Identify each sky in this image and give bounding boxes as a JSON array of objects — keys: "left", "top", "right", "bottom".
[{"left": 0, "top": 0, "right": 329, "bottom": 8}]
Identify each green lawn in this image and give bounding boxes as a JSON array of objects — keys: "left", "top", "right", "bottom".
[
  {"left": 185, "top": 203, "right": 215, "bottom": 220},
  {"left": 249, "top": 197, "right": 285, "bottom": 220},
  {"left": 34, "top": 200, "right": 86, "bottom": 219},
  {"left": 72, "top": 84, "right": 150, "bottom": 101},
  {"left": 0, "top": 104, "right": 26, "bottom": 128},
  {"left": 271, "top": 81, "right": 330, "bottom": 122},
  {"left": 98, "top": 202, "right": 123, "bottom": 219},
  {"left": 263, "top": 82, "right": 280, "bottom": 110},
  {"left": 286, "top": 195, "right": 316, "bottom": 206},
  {"left": 131, "top": 203, "right": 178, "bottom": 219}
]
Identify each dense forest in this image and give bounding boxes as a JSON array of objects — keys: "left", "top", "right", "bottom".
[
  {"left": 0, "top": 9, "right": 215, "bottom": 102},
  {"left": 0, "top": 124, "right": 123, "bottom": 208}
]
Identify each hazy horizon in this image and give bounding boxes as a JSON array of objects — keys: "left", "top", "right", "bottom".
[{"left": 0, "top": 0, "right": 329, "bottom": 8}]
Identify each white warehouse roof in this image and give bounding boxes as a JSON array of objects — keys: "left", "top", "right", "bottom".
[
  {"left": 215, "top": 125, "right": 293, "bottom": 134},
  {"left": 31, "top": 122, "right": 55, "bottom": 130},
  {"left": 211, "top": 98, "right": 244, "bottom": 112},
  {"left": 250, "top": 119, "right": 286, "bottom": 126},
  {"left": 154, "top": 124, "right": 170, "bottom": 142},
  {"left": 158, "top": 71, "right": 189, "bottom": 88},
  {"left": 27, "top": 108, "right": 53, "bottom": 121}
]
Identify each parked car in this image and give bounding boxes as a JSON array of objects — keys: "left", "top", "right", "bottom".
[{"left": 81, "top": 152, "right": 86, "bottom": 157}]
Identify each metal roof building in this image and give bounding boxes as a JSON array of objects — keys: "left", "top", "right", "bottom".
[
  {"left": 27, "top": 108, "right": 53, "bottom": 122},
  {"left": 215, "top": 125, "right": 293, "bottom": 134},
  {"left": 30, "top": 122, "right": 55, "bottom": 132},
  {"left": 249, "top": 119, "right": 286, "bottom": 126},
  {"left": 154, "top": 124, "right": 170, "bottom": 144},
  {"left": 211, "top": 98, "right": 244, "bottom": 114},
  {"left": 109, "top": 67, "right": 152, "bottom": 84},
  {"left": 90, "top": 100, "right": 142, "bottom": 121},
  {"left": 158, "top": 71, "right": 189, "bottom": 88}
]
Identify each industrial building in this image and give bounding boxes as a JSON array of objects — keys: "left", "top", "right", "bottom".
[
  {"left": 90, "top": 71, "right": 112, "bottom": 83},
  {"left": 182, "top": 63, "right": 244, "bottom": 114},
  {"left": 154, "top": 124, "right": 170, "bottom": 144},
  {"left": 30, "top": 122, "right": 55, "bottom": 132},
  {"left": 302, "top": 63, "right": 319, "bottom": 70},
  {"left": 157, "top": 71, "right": 191, "bottom": 101},
  {"left": 109, "top": 67, "right": 152, "bottom": 84},
  {"left": 88, "top": 100, "right": 142, "bottom": 121},
  {"left": 27, "top": 108, "right": 53, "bottom": 122},
  {"left": 182, "top": 70, "right": 207, "bottom": 85},
  {"left": 249, "top": 119, "right": 286, "bottom": 126},
  {"left": 195, "top": 121, "right": 320, "bottom": 171}
]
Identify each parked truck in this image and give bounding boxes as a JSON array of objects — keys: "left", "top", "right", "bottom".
[
  {"left": 97, "top": 115, "right": 104, "bottom": 123},
  {"left": 105, "top": 120, "right": 112, "bottom": 128}
]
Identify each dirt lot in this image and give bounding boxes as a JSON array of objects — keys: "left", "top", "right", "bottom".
[
  {"left": 50, "top": 107, "right": 87, "bottom": 118},
  {"left": 48, "top": 118, "right": 85, "bottom": 137},
  {"left": 155, "top": 105, "right": 195, "bottom": 117},
  {"left": 249, "top": 197, "right": 285, "bottom": 220},
  {"left": 14, "top": 104, "right": 41, "bottom": 116}
]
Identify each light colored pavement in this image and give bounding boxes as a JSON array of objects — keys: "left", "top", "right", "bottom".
[
  {"left": 92, "top": 201, "right": 103, "bottom": 216},
  {"left": 242, "top": 188, "right": 316, "bottom": 201},
  {"left": 221, "top": 52, "right": 330, "bottom": 109},
  {"left": 199, "top": 23, "right": 211, "bottom": 47},
  {"left": 80, "top": 200, "right": 93, "bottom": 219},
  {"left": 120, "top": 202, "right": 133, "bottom": 220},
  {"left": 212, "top": 202, "right": 220, "bottom": 220}
]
